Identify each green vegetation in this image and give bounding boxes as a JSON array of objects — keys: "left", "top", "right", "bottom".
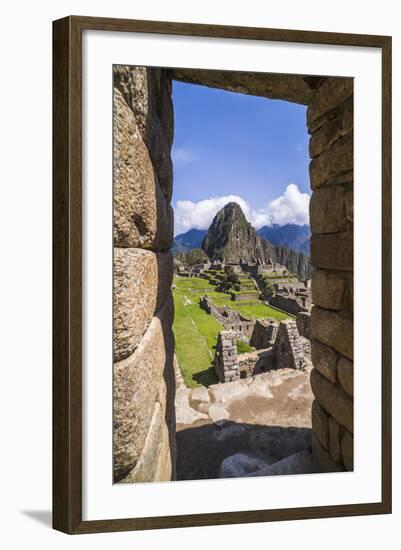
[
  {"left": 236, "top": 339, "right": 254, "bottom": 354},
  {"left": 175, "top": 248, "right": 209, "bottom": 267},
  {"left": 259, "top": 278, "right": 275, "bottom": 299},
  {"left": 173, "top": 276, "right": 293, "bottom": 320},
  {"left": 173, "top": 282, "right": 221, "bottom": 388},
  {"left": 261, "top": 272, "right": 298, "bottom": 282},
  {"left": 216, "top": 266, "right": 239, "bottom": 292}
]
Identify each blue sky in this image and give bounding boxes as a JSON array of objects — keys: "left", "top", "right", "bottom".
[{"left": 172, "top": 81, "right": 311, "bottom": 235}]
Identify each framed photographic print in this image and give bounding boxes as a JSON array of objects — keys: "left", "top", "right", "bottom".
[{"left": 52, "top": 16, "right": 392, "bottom": 534}]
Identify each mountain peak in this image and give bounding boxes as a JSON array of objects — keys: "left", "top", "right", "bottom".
[
  {"left": 202, "top": 202, "right": 274, "bottom": 263},
  {"left": 224, "top": 201, "right": 245, "bottom": 212},
  {"left": 214, "top": 201, "right": 247, "bottom": 222}
]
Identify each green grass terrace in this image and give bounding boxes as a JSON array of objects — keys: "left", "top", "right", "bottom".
[{"left": 172, "top": 275, "right": 293, "bottom": 388}]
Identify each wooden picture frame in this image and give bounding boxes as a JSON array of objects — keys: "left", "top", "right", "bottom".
[{"left": 53, "top": 15, "right": 392, "bottom": 534}]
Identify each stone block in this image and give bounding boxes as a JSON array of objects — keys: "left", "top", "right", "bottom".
[
  {"left": 309, "top": 184, "right": 353, "bottom": 234},
  {"left": 310, "top": 369, "right": 353, "bottom": 433},
  {"left": 311, "top": 339, "right": 338, "bottom": 383},
  {"left": 341, "top": 430, "right": 354, "bottom": 471},
  {"left": 312, "top": 399, "right": 329, "bottom": 449},
  {"left": 307, "top": 77, "right": 353, "bottom": 128},
  {"left": 146, "top": 69, "right": 174, "bottom": 200},
  {"left": 312, "top": 269, "right": 352, "bottom": 311},
  {"left": 311, "top": 306, "right": 353, "bottom": 360},
  {"left": 309, "top": 116, "right": 342, "bottom": 159},
  {"left": 114, "top": 66, "right": 149, "bottom": 137},
  {"left": 114, "top": 66, "right": 174, "bottom": 200},
  {"left": 309, "top": 133, "right": 353, "bottom": 190},
  {"left": 329, "top": 416, "right": 344, "bottom": 464},
  {"left": 172, "top": 68, "right": 315, "bottom": 105},
  {"left": 113, "top": 298, "right": 174, "bottom": 482},
  {"left": 113, "top": 87, "right": 173, "bottom": 249},
  {"left": 114, "top": 248, "right": 173, "bottom": 362},
  {"left": 337, "top": 356, "right": 353, "bottom": 396},
  {"left": 311, "top": 231, "right": 353, "bottom": 272},
  {"left": 309, "top": 96, "right": 353, "bottom": 158},
  {"left": 120, "top": 399, "right": 173, "bottom": 483},
  {"left": 312, "top": 435, "right": 345, "bottom": 473}
]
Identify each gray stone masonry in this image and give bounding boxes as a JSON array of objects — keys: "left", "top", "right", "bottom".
[
  {"left": 215, "top": 319, "right": 309, "bottom": 383},
  {"left": 273, "top": 320, "right": 308, "bottom": 370},
  {"left": 214, "top": 331, "right": 240, "bottom": 383}
]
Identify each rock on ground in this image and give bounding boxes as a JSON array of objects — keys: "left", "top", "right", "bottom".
[
  {"left": 220, "top": 453, "right": 271, "bottom": 478},
  {"left": 220, "top": 450, "right": 320, "bottom": 479},
  {"left": 246, "top": 450, "right": 321, "bottom": 477}
]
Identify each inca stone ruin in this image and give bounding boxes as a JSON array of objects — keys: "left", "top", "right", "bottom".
[{"left": 113, "top": 66, "right": 354, "bottom": 482}]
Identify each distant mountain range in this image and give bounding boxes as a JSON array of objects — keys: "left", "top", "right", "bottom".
[
  {"left": 257, "top": 223, "right": 310, "bottom": 254},
  {"left": 173, "top": 203, "right": 311, "bottom": 280},
  {"left": 172, "top": 228, "right": 207, "bottom": 255},
  {"left": 173, "top": 222, "right": 310, "bottom": 255}
]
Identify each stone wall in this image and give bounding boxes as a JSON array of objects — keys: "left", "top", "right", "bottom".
[
  {"left": 308, "top": 78, "right": 354, "bottom": 472},
  {"left": 269, "top": 294, "right": 307, "bottom": 315},
  {"left": 250, "top": 319, "right": 279, "bottom": 349},
  {"left": 238, "top": 348, "right": 275, "bottom": 377},
  {"left": 269, "top": 281, "right": 311, "bottom": 315},
  {"left": 113, "top": 66, "right": 176, "bottom": 483},
  {"left": 215, "top": 319, "right": 309, "bottom": 383},
  {"left": 199, "top": 295, "right": 255, "bottom": 339},
  {"left": 296, "top": 312, "right": 311, "bottom": 340},
  {"left": 214, "top": 331, "right": 240, "bottom": 383},
  {"left": 214, "top": 331, "right": 275, "bottom": 383},
  {"left": 273, "top": 320, "right": 309, "bottom": 370}
]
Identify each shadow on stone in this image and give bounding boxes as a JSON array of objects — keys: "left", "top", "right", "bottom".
[
  {"left": 176, "top": 421, "right": 317, "bottom": 481},
  {"left": 192, "top": 366, "right": 219, "bottom": 388}
]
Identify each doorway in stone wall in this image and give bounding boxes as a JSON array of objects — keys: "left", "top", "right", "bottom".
[{"left": 113, "top": 66, "right": 354, "bottom": 485}]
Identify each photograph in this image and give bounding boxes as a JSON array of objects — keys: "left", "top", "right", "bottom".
[{"left": 112, "top": 65, "right": 354, "bottom": 484}]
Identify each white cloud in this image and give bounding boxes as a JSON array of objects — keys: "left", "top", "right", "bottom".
[
  {"left": 174, "top": 183, "right": 310, "bottom": 234},
  {"left": 171, "top": 147, "right": 198, "bottom": 167},
  {"left": 252, "top": 183, "right": 310, "bottom": 227},
  {"left": 174, "top": 195, "right": 250, "bottom": 235}
]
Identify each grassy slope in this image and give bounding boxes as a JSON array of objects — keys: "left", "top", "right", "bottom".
[{"left": 173, "top": 284, "right": 221, "bottom": 388}]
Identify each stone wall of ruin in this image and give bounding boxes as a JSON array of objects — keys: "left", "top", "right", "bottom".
[
  {"left": 214, "top": 331, "right": 241, "bottom": 383},
  {"left": 199, "top": 295, "right": 255, "bottom": 339},
  {"left": 269, "top": 293, "right": 307, "bottom": 315},
  {"left": 273, "top": 320, "right": 309, "bottom": 370},
  {"left": 296, "top": 312, "right": 311, "bottom": 340},
  {"left": 113, "top": 67, "right": 176, "bottom": 483},
  {"left": 250, "top": 319, "right": 279, "bottom": 349},
  {"left": 308, "top": 78, "right": 354, "bottom": 472}
]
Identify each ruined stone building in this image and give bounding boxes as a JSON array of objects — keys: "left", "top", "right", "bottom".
[
  {"left": 269, "top": 280, "right": 312, "bottom": 315},
  {"left": 214, "top": 319, "right": 310, "bottom": 384}
]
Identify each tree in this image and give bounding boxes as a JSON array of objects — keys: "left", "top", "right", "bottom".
[
  {"left": 174, "top": 252, "right": 188, "bottom": 268},
  {"left": 261, "top": 279, "right": 274, "bottom": 299},
  {"left": 217, "top": 267, "right": 239, "bottom": 292},
  {"left": 185, "top": 248, "right": 209, "bottom": 266}
]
